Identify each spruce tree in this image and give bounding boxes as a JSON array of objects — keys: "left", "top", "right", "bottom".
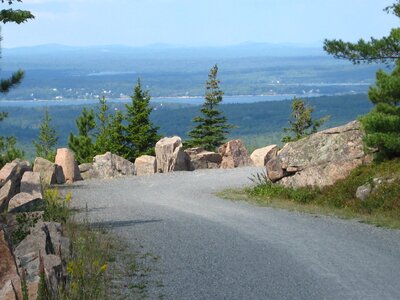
[
  {"left": 123, "top": 79, "right": 160, "bottom": 161},
  {"left": 359, "top": 61, "right": 400, "bottom": 160},
  {"left": 94, "top": 96, "right": 111, "bottom": 154},
  {"left": 0, "top": 0, "right": 33, "bottom": 167},
  {"left": 186, "top": 64, "right": 232, "bottom": 151},
  {"left": 324, "top": 0, "right": 400, "bottom": 160},
  {"left": 0, "top": 0, "right": 34, "bottom": 92},
  {"left": 282, "top": 98, "right": 328, "bottom": 143},
  {"left": 108, "top": 109, "right": 126, "bottom": 156},
  {"left": 68, "top": 108, "right": 96, "bottom": 164},
  {"left": 33, "top": 109, "right": 58, "bottom": 161}
]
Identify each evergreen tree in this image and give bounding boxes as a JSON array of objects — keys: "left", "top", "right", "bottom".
[
  {"left": 359, "top": 61, "right": 400, "bottom": 160},
  {"left": 68, "top": 108, "right": 96, "bottom": 164},
  {"left": 0, "top": 129, "right": 24, "bottom": 168},
  {"left": 108, "top": 109, "right": 126, "bottom": 156},
  {"left": 0, "top": 0, "right": 34, "bottom": 92},
  {"left": 323, "top": 1, "right": 400, "bottom": 64},
  {"left": 123, "top": 79, "right": 160, "bottom": 161},
  {"left": 0, "top": 0, "right": 33, "bottom": 167},
  {"left": 186, "top": 64, "right": 233, "bottom": 151},
  {"left": 324, "top": 0, "right": 400, "bottom": 160},
  {"left": 33, "top": 109, "right": 58, "bottom": 161},
  {"left": 94, "top": 96, "right": 111, "bottom": 154},
  {"left": 282, "top": 98, "right": 328, "bottom": 143}
]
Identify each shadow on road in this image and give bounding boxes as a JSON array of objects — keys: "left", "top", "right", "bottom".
[{"left": 90, "top": 219, "right": 163, "bottom": 229}]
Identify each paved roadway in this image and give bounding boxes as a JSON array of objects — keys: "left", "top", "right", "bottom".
[{"left": 67, "top": 167, "right": 400, "bottom": 300}]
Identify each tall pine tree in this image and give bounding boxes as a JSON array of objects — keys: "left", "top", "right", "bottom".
[
  {"left": 123, "top": 79, "right": 160, "bottom": 161},
  {"left": 186, "top": 64, "right": 232, "bottom": 151}
]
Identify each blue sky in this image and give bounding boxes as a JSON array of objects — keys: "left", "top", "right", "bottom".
[{"left": 2, "top": 0, "right": 399, "bottom": 48}]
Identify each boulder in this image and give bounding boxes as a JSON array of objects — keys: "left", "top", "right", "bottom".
[
  {"left": 250, "top": 145, "right": 278, "bottom": 167},
  {"left": 33, "top": 157, "right": 57, "bottom": 185},
  {"left": 79, "top": 163, "right": 93, "bottom": 173},
  {"left": 155, "top": 136, "right": 191, "bottom": 172},
  {"left": 42, "top": 254, "right": 63, "bottom": 297},
  {"left": 185, "top": 147, "right": 222, "bottom": 170},
  {"left": 55, "top": 165, "right": 65, "bottom": 184},
  {"left": 14, "top": 221, "right": 69, "bottom": 299},
  {"left": 0, "top": 159, "right": 32, "bottom": 191},
  {"left": 135, "top": 155, "right": 157, "bottom": 176},
  {"left": 79, "top": 163, "right": 95, "bottom": 180},
  {"left": 265, "top": 157, "right": 285, "bottom": 182},
  {"left": 92, "top": 152, "right": 135, "bottom": 179},
  {"left": 55, "top": 148, "right": 81, "bottom": 184},
  {"left": 355, "top": 177, "right": 395, "bottom": 201},
  {"left": 355, "top": 183, "right": 372, "bottom": 201},
  {"left": 0, "top": 180, "right": 15, "bottom": 213},
  {"left": 267, "top": 121, "right": 370, "bottom": 188},
  {"left": 8, "top": 193, "right": 43, "bottom": 213},
  {"left": 218, "top": 140, "right": 253, "bottom": 169},
  {"left": 0, "top": 227, "right": 22, "bottom": 300},
  {"left": 20, "top": 171, "right": 42, "bottom": 198}
]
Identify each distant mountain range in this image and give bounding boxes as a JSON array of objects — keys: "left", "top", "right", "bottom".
[{"left": 3, "top": 42, "right": 325, "bottom": 62}]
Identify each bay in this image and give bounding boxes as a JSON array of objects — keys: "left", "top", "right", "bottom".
[{"left": 0, "top": 93, "right": 324, "bottom": 107}]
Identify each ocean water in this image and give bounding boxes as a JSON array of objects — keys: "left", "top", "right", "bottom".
[{"left": 0, "top": 94, "right": 324, "bottom": 107}]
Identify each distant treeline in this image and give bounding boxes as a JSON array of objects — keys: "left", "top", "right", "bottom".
[{"left": 0, "top": 93, "right": 372, "bottom": 158}]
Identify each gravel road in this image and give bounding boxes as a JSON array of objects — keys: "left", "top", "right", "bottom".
[{"left": 67, "top": 167, "right": 400, "bottom": 300}]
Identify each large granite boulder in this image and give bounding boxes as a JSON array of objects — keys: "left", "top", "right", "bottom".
[
  {"left": 0, "top": 181, "right": 14, "bottom": 213},
  {"left": 135, "top": 155, "right": 157, "bottom": 176},
  {"left": 185, "top": 147, "right": 222, "bottom": 170},
  {"left": 91, "top": 152, "right": 135, "bottom": 179},
  {"left": 55, "top": 148, "right": 81, "bottom": 184},
  {"left": 250, "top": 145, "right": 278, "bottom": 167},
  {"left": 21, "top": 171, "right": 42, "bottom": 198},
  {"left": 78, "top": 163, "right": 95, "bottom": 180},
  {"left": 155, "top": 136, "right": 191, "bottom": 173},
  {"left": 14, "top": 221, "right": 69, "bottom": 299},
  {"left": 266, "top": 121, "right": 371, "bottom": 188},
  {"left": 8, "top": 193, "right": 43, "bottom": 213},
  {"left": 0, "top": 159, "right": 31, "bottom": 191},
  {"left": 33, "top": 157, "right": 57, "bottom": 185},
  {"left": 218, "top": 140, "right": 253, "bottom": 169},
  {"left": 0, "top": 227, "right": 22, "bottom": 300}
]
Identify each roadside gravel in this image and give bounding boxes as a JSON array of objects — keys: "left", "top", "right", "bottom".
[{"left": 67, "top": 167, "right": 400, "bottom": 300}]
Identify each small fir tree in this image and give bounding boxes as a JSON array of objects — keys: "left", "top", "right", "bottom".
[
  {"left": 94, "top": 96, "right": 111, "bottom": 154},
  {"left": 186, "top": 64, "right": 233, "bottom": 151},
  {"left": 282, "top": 98, "right": 328, "bottom": 143},
  {"left": 108, "top": 109, "right": 126, "bottom": 156},
  {"left": 123, "top": 79, "right": 160, "bottom": 161},
  {"left": 33, "top": 109, "right": 58, "bottom": 161},
  {"left": 68, "top": 107, "right": 96, "bottom": 164}
]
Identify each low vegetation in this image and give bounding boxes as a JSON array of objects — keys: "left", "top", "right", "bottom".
[
  {"left": 224, "top": 159, "right": 400, "bottom": 229},
  {"left": 6, "top": 187, "right": 153, "bottom": 299}
]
